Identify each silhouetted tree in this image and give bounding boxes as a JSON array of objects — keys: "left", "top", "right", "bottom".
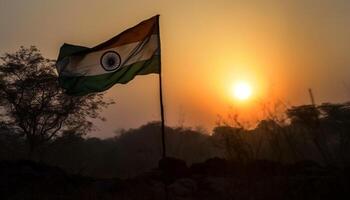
[
  {"left": 0, "top": 46, "right": 112, "bottom": 156},
  {"left": 287, "top": 105, "right": 332, "bottom": 164},
  {"left": 255, "top": 120, "right": 284, "bottom": 161},
  {"left": 318, "top": 102, "right": 350, "bottom": 165},
  {"left": 211, "top": 126, "right": 251, "bottom": 162},
  {"left": 287, "top": 105, "right": 320, "bottom": 126}
]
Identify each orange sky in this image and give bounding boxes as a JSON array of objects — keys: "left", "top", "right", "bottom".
[{"left": 1, "top": 0, "right": 350, "bottom": 137}]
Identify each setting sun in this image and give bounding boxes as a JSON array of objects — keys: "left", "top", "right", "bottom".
[{"left": 232, "top": 82, "right": 252, "bottom": 100}]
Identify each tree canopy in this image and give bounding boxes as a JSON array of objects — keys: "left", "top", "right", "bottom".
[{"left": 0, "top": 46, "right": 112, "bottom": 153}]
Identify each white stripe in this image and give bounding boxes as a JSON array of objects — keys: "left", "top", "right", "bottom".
[{"left": 59, "top": 34, "right": 159, "bottom": 76}]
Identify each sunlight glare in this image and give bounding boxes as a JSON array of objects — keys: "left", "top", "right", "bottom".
[{"left": 232, "top": 82, "right": 252, "bottom": 101}]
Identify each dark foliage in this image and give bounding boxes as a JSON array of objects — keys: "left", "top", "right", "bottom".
[
  {"left": 1, "top": 158, "right": 349, "bottom": 200},
  {"left": 0, "top": 46, "right": 112, "bottom": 155}
]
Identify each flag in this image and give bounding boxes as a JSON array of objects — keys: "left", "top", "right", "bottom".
[{"left": 56, "top": 15, "right": 160, "bottom": 95}]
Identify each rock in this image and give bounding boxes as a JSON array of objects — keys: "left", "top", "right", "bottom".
[
  {"left": 158, "top": 157, "right": 189, "bottom": 184},
  {"left": 245, "top": 159, "right": 285, "bottom": 178},
  {"left": 288, "top": 160, "right": 325, "bottom": 176},
  {"left": 168, "top": 178, "right": 197, "bottom": 199},
  {"left": 191, "top": 157, "right": 228, "bottom": 176}
]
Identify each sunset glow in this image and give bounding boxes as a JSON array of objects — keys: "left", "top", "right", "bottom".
[
  {"left": 232, "top": 82, "right": 252, "bottom": 101},
  {"left": 1, "top": 0, "right": 349, "bottom": 136}
]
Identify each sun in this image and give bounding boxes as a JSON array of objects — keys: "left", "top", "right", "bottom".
[{"left": 232, "top": 82, "right": 252, "bottom": 100}]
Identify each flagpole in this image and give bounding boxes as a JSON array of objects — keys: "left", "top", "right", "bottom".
[{"left": 157, "top": 15, "right": 166, "bottom": 158}]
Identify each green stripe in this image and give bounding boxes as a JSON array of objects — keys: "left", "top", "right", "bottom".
[
  {"left": 57, "top": 43, "right": 90, "bottom": 61},
  {"left": 59, "top": 55, "right": 160, "bottom": 96}
]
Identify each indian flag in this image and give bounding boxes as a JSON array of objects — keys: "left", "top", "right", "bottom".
[{"left": 56, "top": 15, "right": 160, "bottom": 95}]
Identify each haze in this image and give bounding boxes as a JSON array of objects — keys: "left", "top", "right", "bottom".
[{"left": 1, "top": 0, "right": 349, "bottom": 137}]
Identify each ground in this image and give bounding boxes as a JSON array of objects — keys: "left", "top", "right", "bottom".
[{"left": 1, "top": 158, "right": 349, "bottom": 200}]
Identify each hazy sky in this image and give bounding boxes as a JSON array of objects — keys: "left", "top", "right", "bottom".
[{"left": 1, "top": 0, "right": 350, "bottom": 137}]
